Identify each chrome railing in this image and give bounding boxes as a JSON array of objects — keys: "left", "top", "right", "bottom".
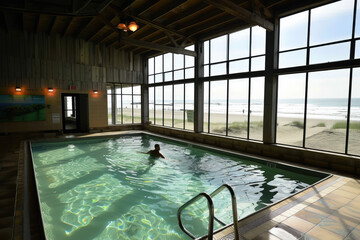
[{"left": 177, "top": 184, "right": 240, "bottom": 240}]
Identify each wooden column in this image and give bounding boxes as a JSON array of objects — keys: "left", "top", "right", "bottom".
[
  {"left": 141, "top": 59, "right": 149, "bottom": 125},
  {"left": 263, "top": 25, "right": 278, "bottom": 144},
  {"left": 194, "top": 42, "right": 204, "bottom": 133}
]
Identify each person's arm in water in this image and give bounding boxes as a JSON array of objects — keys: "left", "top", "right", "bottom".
[{"left": 158, "top": 152, "right": 165, "bottom": 158}]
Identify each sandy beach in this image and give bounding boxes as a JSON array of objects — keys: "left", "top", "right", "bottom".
[{"left": 136, "top": 108, "right": 360, "bottom": 155}]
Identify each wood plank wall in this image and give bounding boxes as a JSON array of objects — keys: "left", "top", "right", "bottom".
[{"left": 0, "top": 30, "right": 144, "bottom": 91}]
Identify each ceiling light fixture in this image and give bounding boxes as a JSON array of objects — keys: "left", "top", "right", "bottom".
[{"left": 117, "top": 19, "right": 139, "bottom": 32}]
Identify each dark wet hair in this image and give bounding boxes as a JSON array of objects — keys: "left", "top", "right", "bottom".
[{"left": 155, "top": 144, "right": 160, "bottom": 148}]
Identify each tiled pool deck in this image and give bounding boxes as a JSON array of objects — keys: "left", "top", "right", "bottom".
[
  {"left": 1, "top": 131, "right": 359, "bottom": 240},
  {"left": 214, "top": 176, "right": 360, "bottom": 240}
]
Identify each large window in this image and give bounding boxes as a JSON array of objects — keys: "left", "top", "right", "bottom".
[
  {"left": 279, "top": 0, "right": 359, "bottom": 68},
  {"left": 148, "top": 46, "right": 195, "bottom": 84},
  {"left": 276, "top": 0, "right": 360, "bottom": 155},
  {"left": 107, "top": 84, "right": 141, "bottom": 125},
  {"left": 204, "top": 78, "right": 264, "bottom": 141},
  {"left": 148, "top": 83, "right": 194, "bottom": 131},
  {"left": 204, "top": 26, "right": 266, "bottom": 76}
]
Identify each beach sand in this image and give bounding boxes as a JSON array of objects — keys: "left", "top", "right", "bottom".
[{"left": 143, "top": 108, "right": 360, "bottom": 155}]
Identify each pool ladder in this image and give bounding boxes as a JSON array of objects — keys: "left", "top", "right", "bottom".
[{"left": 177, "top": 184, "right": 240, "bottom": 240}]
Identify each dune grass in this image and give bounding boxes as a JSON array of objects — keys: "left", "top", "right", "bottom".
[
  {"left": 290, "top": 121, "right": 304, "bottom": 129},
  {"left": 313, "top": 122, "right": 326, "bottom": 127},
  {"left": 332, "top": 121, "right": 360, "bottom": 130}
]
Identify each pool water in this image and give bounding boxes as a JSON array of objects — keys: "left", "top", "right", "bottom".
[{"left": 31, "top": 134, "right": 328, "bottom": 240}]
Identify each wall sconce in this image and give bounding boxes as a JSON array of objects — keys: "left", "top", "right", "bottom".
[
  {"left": 93, "top": 90, "right": 99, "bottom": 94},
  {"left": 117, "top": 19, "right": 139, "bottom": 32},
  {"left": 48, "top": 88, "right": 54, "bottom": 93},
  {"left": 15, "top": 87, "right": 22, "bottom": 92}
]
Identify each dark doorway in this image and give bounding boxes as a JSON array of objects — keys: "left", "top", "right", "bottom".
[{"left": 61, "top": 94, "right": 89, "bottom": 133}]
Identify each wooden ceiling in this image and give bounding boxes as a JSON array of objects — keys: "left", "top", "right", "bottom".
[{"left": 0, "top": 0, "right": 336, "bottom": 57}]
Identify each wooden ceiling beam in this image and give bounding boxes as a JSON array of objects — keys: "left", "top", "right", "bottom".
[
  {"left": 63, "top": 17, "right": 74, "bottom": 36},
  {"left": 98, "top": 14, "right": 196, "bottom": 56},
  {"left": 203, "top": 0, "right": 274, "bottom": 31}
]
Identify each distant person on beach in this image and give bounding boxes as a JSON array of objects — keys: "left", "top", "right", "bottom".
[{"left": 146, "top": 144, "right": 165, "bottom": 158}]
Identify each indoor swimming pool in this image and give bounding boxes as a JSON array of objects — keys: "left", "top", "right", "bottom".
[{"left": 30, "top": 133, "right": 329, "bottom": 239}]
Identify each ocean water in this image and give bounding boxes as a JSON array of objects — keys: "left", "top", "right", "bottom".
[{"left": 148, "top": 98, "right": 360, "bottom": 121}]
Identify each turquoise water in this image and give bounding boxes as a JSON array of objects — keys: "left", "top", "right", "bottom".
[{"left": 31, "top": 134, "right": 327, "bottom": 240}]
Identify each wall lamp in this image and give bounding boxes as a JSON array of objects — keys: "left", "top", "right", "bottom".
[
  {"left": 93, "top": 90, "right": 99, "bottom": 94},
  {"left": 48, "top": 88, "right": 54, "bottom": 93},
  {"left": 15, "top": 87, "right": 22, "bottom": 92}
]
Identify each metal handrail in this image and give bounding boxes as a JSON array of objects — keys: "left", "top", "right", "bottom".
[
  {"left": 177, "top": 184, "right": 240, "bottom": 240},
  {"left": 177, "top": 192, "right": 214, "bottom": 239},
  {"left": 209, "top": 184, "right": 240, "bottom": 240}
]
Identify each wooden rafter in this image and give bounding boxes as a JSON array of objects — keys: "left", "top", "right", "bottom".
[
  {"left": 203, "top": 0, "right": 274, "bottom": 31},
  {"left": 98, "top": 13, "right": 196, "bottom": 56}
]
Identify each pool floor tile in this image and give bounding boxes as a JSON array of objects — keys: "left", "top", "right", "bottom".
[
  {"left": 295, "top": 206, "right": 331, "bottom": 224},
  {"left": 252, "top": 232, "right": 281, "bottom": 240},
  {"left": 269, "top": 223, "right": 303, "bottom": 240}
]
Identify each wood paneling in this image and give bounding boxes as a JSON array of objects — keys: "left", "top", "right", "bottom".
[{"left": 0, "top": 31, "right": 144, "bottom": 90}]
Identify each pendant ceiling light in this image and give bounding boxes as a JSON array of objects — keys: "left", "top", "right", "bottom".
[{"left": 117, "top": 19, "right": 139, "bottom": 32}]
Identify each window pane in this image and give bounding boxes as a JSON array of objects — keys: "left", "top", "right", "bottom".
[
  {"left": 356, "top": 40, "right": 360, "bottom": 59},
  {"left": 210, "top": 63, "right": 226, "bottom": 76},
  {"left": 310, "top": 0, "right": 354, "bottom": 45},
  {"left": 229, "top": 59, "right": 249, "bottom": 74},
  {"left": 356, "top": 0, "right": 360, "bottom": 37},
  {"left": 155, "top": 105, "right": 163, "bottom": 125},
  {"left": 185, "top": 83, "right": 194, "bottom": 131},
  {"left": 229, "top": 29, "right": 250, "bottom": 60},
  {"left": 279, "top": 11, "right": 308, "bottom": 51},
  {"left": 174, "top": 84, "right": 184, "bottom": 129},
  {"left": 164, "top": 85, "right": 173, "bottom": 127},
  {"left": 251, "top": 26, "right": 266, "bottom": 56},
  {"left": 164, "top": 72, "right": 172, "bottom": 81},
  {"left": 133, "top": 95, "right": 141, "bottom": 123},
  {"left": 174, "top": 54, "right": 184, "bottom": 70},
  {"left": 204, "top": 65, "right": 209, "bottom": 77},
  {"left": 210, "top": 80, "right": 227, "bottom": 135},
  {"left": 133, "top": 85, "right": 141, "bottom": 94},
  {"left": 349, "top": 68, "right": 360, "bottom": 155},
  {"left": 210, "top": 35, "right": 227, "bottom": 63},
  {"left": 155, "top": 55, "right": 163, "bottom": 73},
  {"left": 122, "top": 85, "right": 132, "bottom": 94},
  {"left": 149, "top": 87, "right": 154, "bottom": 124},
  {"left": 116, "top": 95, "right": 122, "bottom": 124},
  {"left": 306, "top": 69, "right": 350, "bottom": 153},
  {"left": 279, "top": 50, "right": 306, "bottom": 68},
  {"left": 155, "top": 73, "right": 163, "bottom": 83},
  {"left": 228, "top": 78, "right": 249, "bottom": 138},
  {"left": 155, "top": 86, "right": 163, "bottom": 104},
  {"left": 204, "top": 41, "right": 209, "bottom": 64},
  {"left": 310, "top": 42, "right": 350, "bottom": 64},
  {"left": 277, "top": 73, "right": 306, "bottom": 146},
  {"left": 174, "top": 70, "right": 184, "bottom": 80},
  {"left": 123, "top": 95, "right": 132, "bottom": 124},
  {"left": 249, "top": 77, "right": 264, "bottom": 141},
  {"left": 148, "top": 58, "right": 154, "bottom": 75},
  {"left": 107, "top": 94, "right": 112, "bottom": 125},
  {"left": 251, "top": 56, "right": 265, "bottom": 71},
  {"left": 185, "top": 55, "right": 195, "bottom": 68},
  {"left": 204, "top": 81, "right": 209, "bottom": 132},
  {"left": 164, "top": 53, "right": 173, "bottom": 71},
  {"left": 115, "top": 85, "right": 121, "bottom": 94},
  {"left": 148, "top": 75, "right": 154, "bottom": 84},
  {"left": 185, "top": 68, "right": 194, "bottom": 79}
]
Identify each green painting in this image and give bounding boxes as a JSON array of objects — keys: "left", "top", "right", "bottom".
[{"left": 0, "top": 95, "right": 46, "bottom": 122}]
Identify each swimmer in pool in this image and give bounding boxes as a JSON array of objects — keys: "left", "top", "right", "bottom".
[{"left": 146, "top": 144, "right": 165, "bottom": 158}]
